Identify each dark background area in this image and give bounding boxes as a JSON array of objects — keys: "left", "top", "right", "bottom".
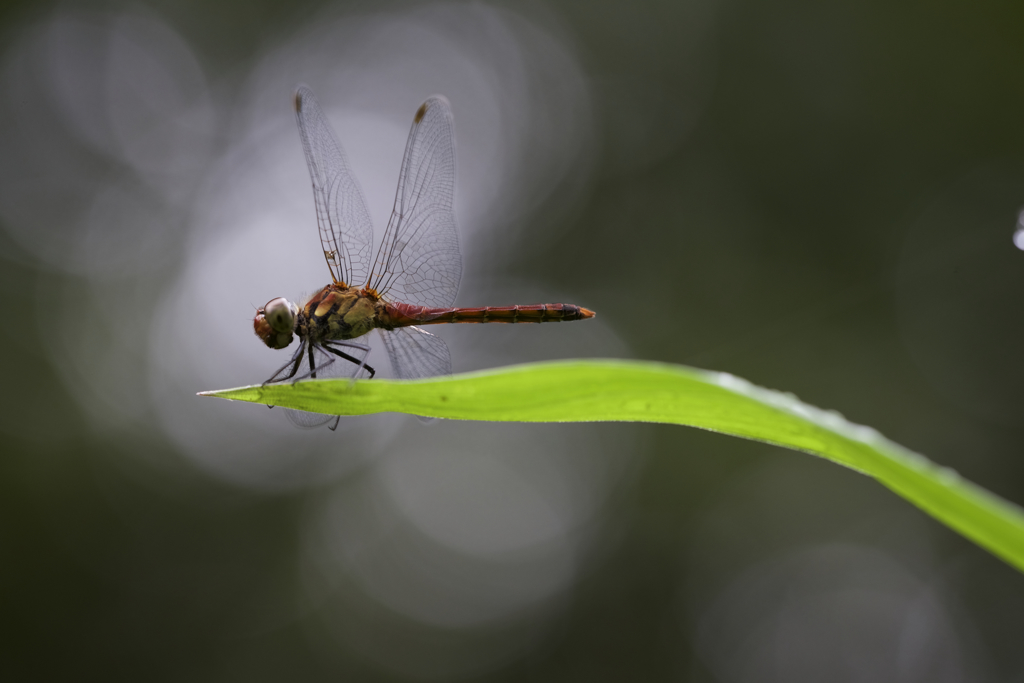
[{"left": 2, "top": 0, "right": 1023, "bottom": 680}]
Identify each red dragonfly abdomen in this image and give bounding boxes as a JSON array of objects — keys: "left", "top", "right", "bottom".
[{"left": 380, "top": 302, "right": 594, "bottom": 328}]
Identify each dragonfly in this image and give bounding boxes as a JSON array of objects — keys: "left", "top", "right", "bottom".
[{"left": 253, "top": 85, "right": 595, "bottom": 428}]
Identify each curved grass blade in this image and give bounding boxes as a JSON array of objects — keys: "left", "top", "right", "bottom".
[{"left": 200, "top": 359, "right": 1024, "bottom": 573}]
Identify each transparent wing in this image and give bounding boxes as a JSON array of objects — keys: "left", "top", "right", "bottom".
[
  {"left": 294, "top": 85, "right": 374, "bottom": 286},
  {"left": 370, "top": 96, "right": 461, "bottom": 308},
  {"left": 380, "top": 327, "right": 452, "bottom": 380},
  {"left": 285, "top": 408, "right": 338, "bottom": 429}
]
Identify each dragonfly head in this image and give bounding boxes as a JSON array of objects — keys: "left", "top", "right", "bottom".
[{"left": 254, "top": 297, "right": 298, "bottom": 349}]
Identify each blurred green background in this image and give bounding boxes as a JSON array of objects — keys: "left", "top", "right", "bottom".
[{"left": 2, "top": 0, "right": 1023, "bottom": 680}]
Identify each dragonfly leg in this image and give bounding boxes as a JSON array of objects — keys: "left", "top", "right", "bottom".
[
  {"left": 307, "top": 342, "right": 318, "bottom": 380},
  {"left": 291, "top": 343, "right": 336, "bottom": 382},
  {"left": 264, "top": 339, "right": 307, "bottom": 385},
  {"left": 322, "top": 340, "right": 376, "bottom": 379}
]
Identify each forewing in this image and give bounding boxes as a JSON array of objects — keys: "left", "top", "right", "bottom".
[
  {"left": 370, "top": 96, "right": 461, "bottom": 308},
  {"left": 294, "top": 85, "right": 374, "bottom": 286},
  {"left": 380, "top": 327, "right": 452, "bottom": 380}
]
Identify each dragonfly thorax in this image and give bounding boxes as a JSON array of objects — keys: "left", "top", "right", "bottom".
[{"left": 300, "top": 284, "right": 380, "bottom": 343}]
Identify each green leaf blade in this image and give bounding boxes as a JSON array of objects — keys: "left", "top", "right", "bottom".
[{"left": 200, "top": 359, "right": 1024, "bottom": 572}]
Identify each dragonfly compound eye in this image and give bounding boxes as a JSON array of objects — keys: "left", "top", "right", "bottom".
[
  {"left": 264, "top": 297, "right": 296, "bottom": 333},
  {"left": 254, "top": 298, "right": 296, "bottom": 350}
]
